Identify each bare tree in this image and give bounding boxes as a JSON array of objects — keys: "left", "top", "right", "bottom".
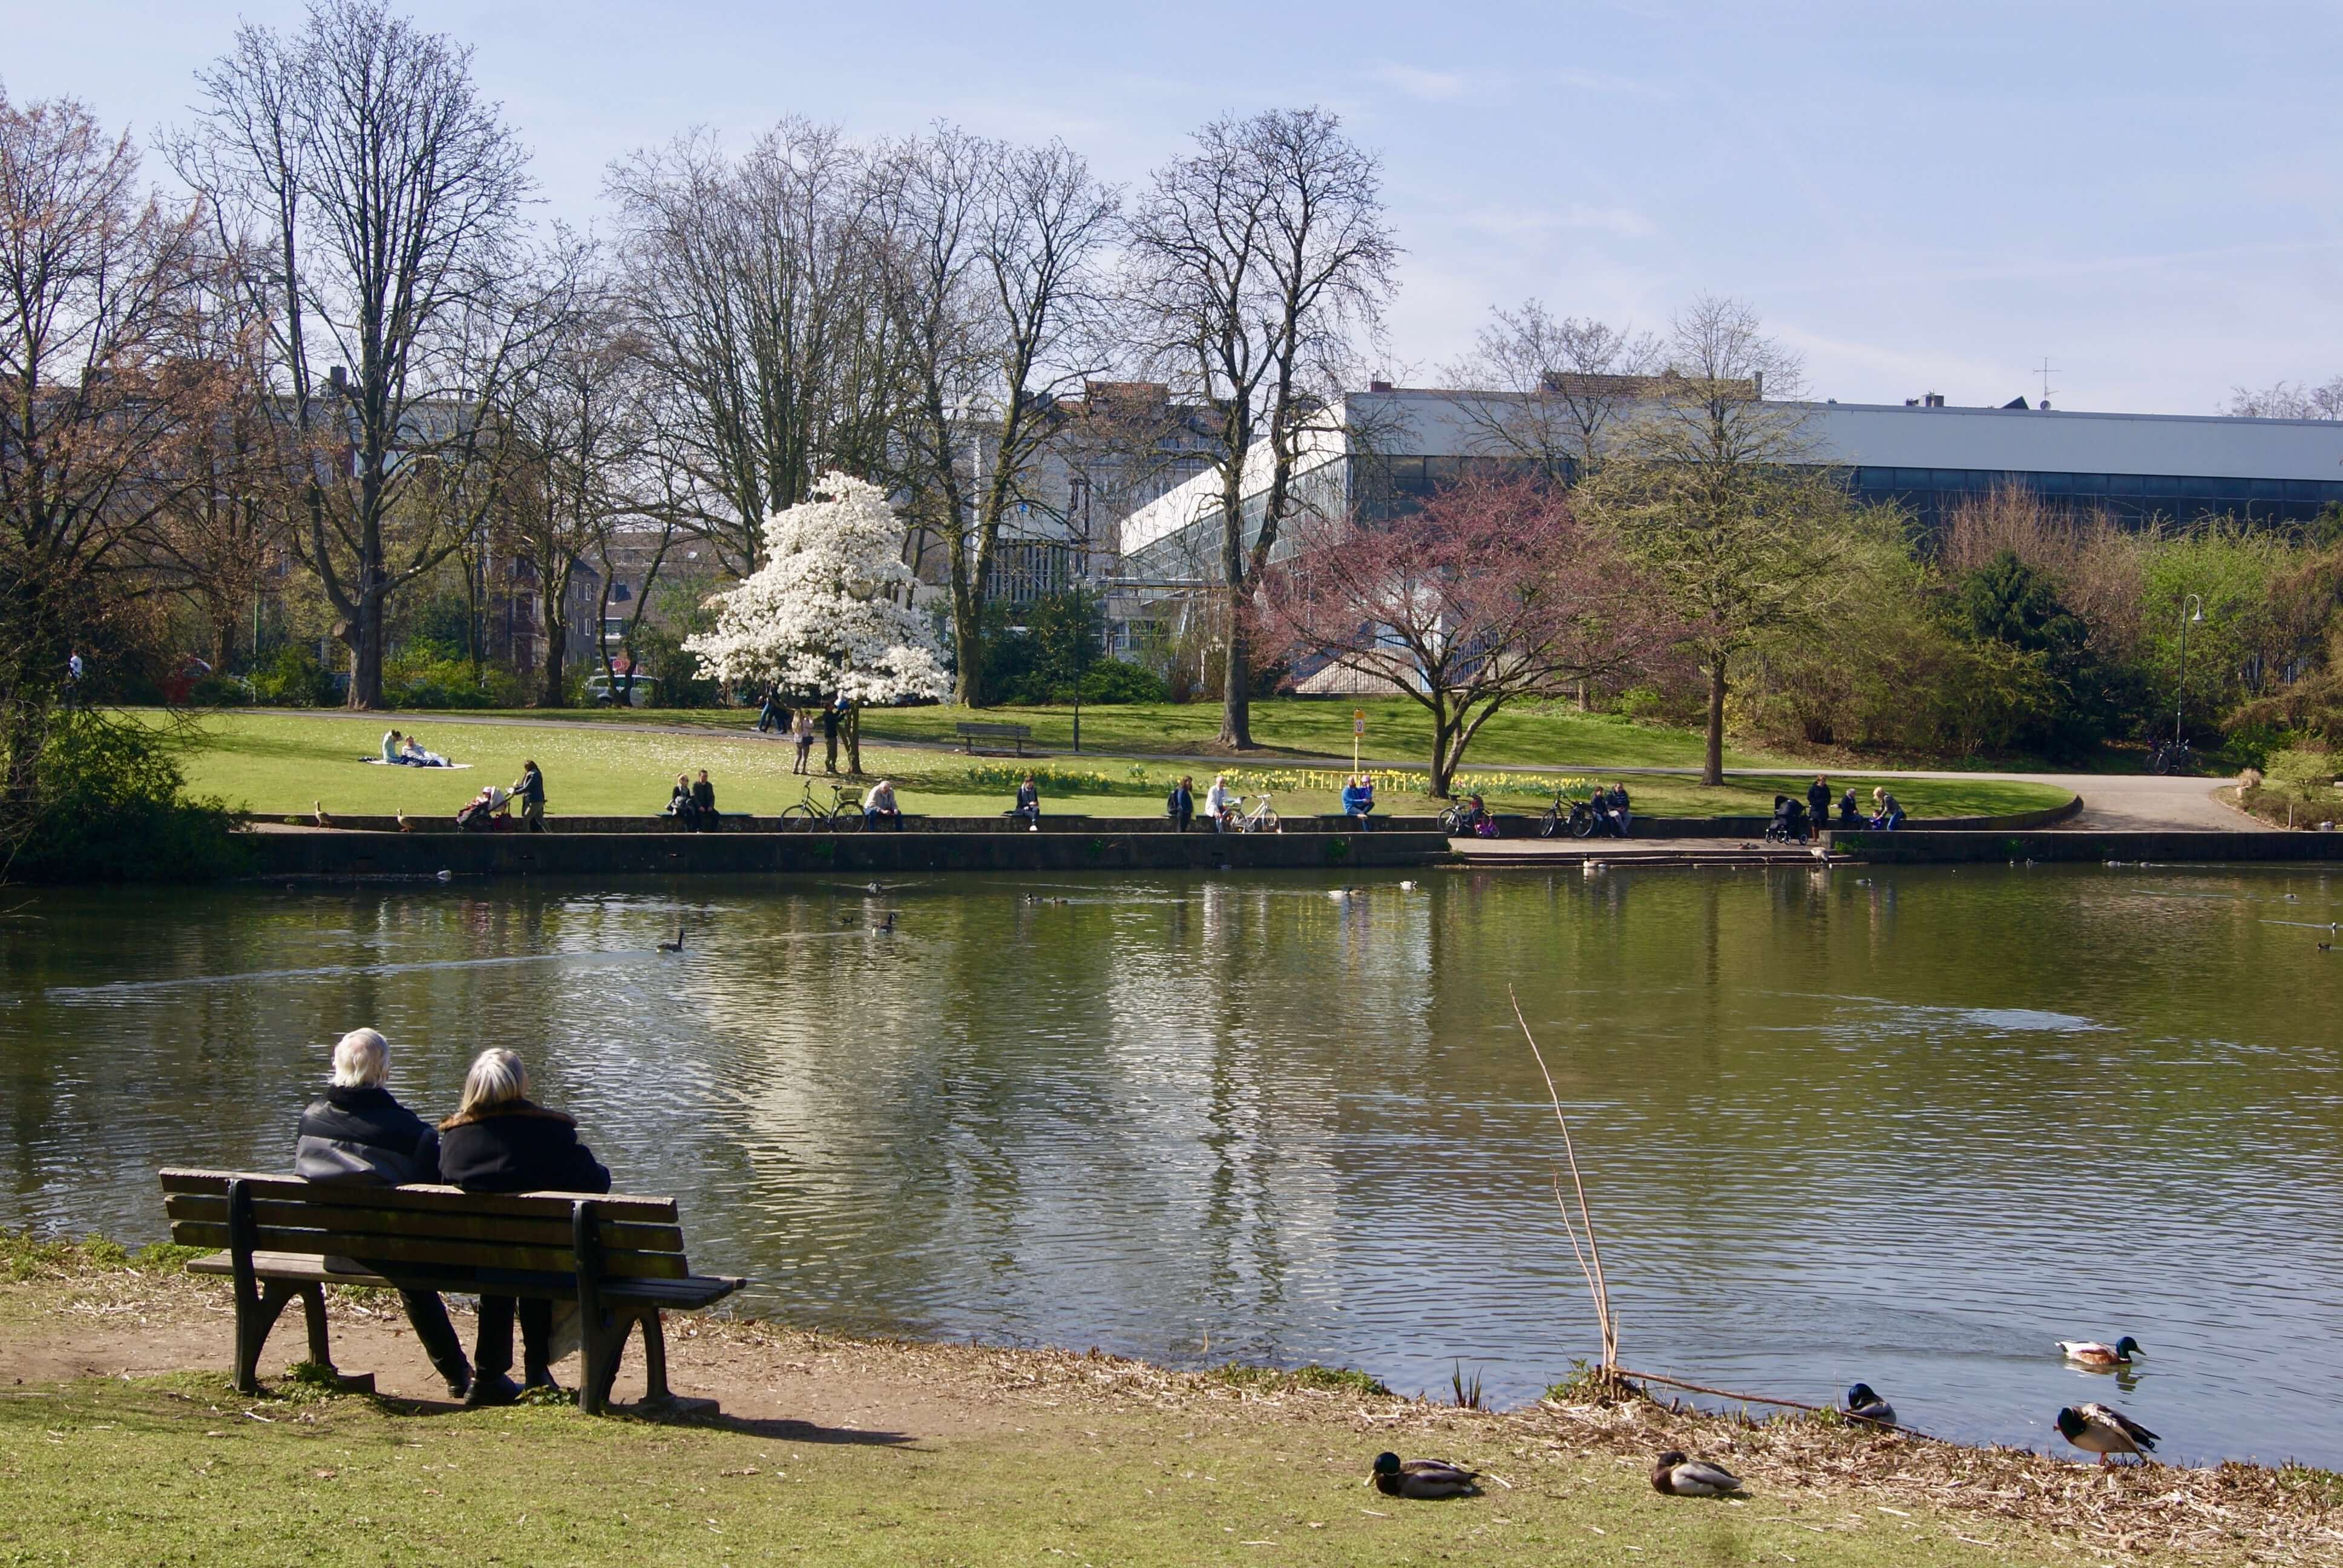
[
  {"left": 880, "top": 126, "right": 1118, "bottom": 704},
  {"left": 149, "top": 255, "right": 300, "bottom": 672},
  {"left": 495, "top": 245, "right": 655, "bottom": 705},
  {"left": 0, "top": 86, "right": 205, "bottom": 806},
  {"left": 2227, "top": 377, "right": 2343, "bottom": 420},
  {"left": 1254, "top": 471, "right": 1670, "bottom": 796},
  {"left": 608, "top": 120, "right": 906, "bottom": 578},
  {"left": 1577, "top": 296, "right": 1871, "bottom": 785},
  {"left": 1124, "top": 107, "right": 1398, "bottom": 748},
  {"left": 1440, "top": 301, "right": 1659, "bottom": 479},
  {"left": 171, "top": 0, "right": 535, "bottom": 709}
]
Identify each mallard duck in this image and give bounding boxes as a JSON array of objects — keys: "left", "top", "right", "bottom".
[
  {"left": 1651, "top": 1450, "right": 1744, "bottom": 1497},
  {"left": 2056, "top": 1403, "right": 2158, "bottom": 1465},
  {"left": 2057, "top": 1336, "right": 2142, "bottom": 1368},
  {"left": 1367, "top": 1452, "right": 1480, "bottom": 1499},
  {"left": 1843, "top": 1382, "right": 1896, "bottom": 1427}
]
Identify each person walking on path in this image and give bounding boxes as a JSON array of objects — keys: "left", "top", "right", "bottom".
[
  {"left": 1167, "top": 775, "right": 1194, "bottom": 832},
  {"left": 437, "top": 1048, "right": 611, "bottom": 1405},
  {"left": 821, "top": 700, "right": 841, "bottom": 774},
  {"left": 1806, "top": 775, "right": 1831, "bottom": 843},
  {"left": 292, "top": 1027, "right": 473, "bottom": 1400},
  {"left": 792, "top": 712, "right": 816, "bottom": 774},
  {"left": 513, "top": 760, "right": 546, "bottom": 832}
]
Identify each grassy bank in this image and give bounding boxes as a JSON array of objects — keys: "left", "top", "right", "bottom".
[
  {"left": 4, "top": 1236, "right": 2328, "bottom": 1566},
  {"left": 146, "top": 712, "right": 2074, "bottom": 824}
]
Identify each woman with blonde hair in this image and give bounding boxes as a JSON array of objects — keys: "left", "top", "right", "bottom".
[{"left": 439, "top": 1048, "right": 611, "bottom": 1405}]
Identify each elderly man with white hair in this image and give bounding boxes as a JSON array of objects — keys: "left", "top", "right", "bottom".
[{"left": 293, "top": 1027, "right": 473, "bottom": 1399}]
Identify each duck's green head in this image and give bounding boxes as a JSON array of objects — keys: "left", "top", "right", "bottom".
[
  {"left": 1371, "top": 1452, "right": 1401, "bottom": 1477},
  {"left": 2054, "top": 1406, "right": 2086, "bottom": 1440},
  {"left": 2115, "top": 1336, "right": 2143, "bottom": 1359}
]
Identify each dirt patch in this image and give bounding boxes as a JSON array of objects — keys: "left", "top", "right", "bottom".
[{"left": 4, "top": 1258, "right": 2338, "bottom": 1562}]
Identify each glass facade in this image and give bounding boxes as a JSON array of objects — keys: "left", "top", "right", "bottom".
[{"left": 1844, "top": 466, "right": 2343, "bottom": 529}]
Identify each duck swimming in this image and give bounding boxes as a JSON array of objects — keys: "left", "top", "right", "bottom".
[
  {"left": 1843, "top": 1382, "right": 1896, "bottom": 1427},
  {"left": 2057, "top": 1336, "right": 2141, "bottom": 1368},
  {"left": 1651, "top": 1451, "right": 1744, "bottom": 1497},
  {"left": 2056, "top": 1403, "right": 2158, "bottom": 1465},
  {"left": 1367, "top": 1452, "right": 1480, "bottom": 1498}
]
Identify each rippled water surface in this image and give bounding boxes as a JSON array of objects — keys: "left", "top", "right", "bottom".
[{"left": 4, "top": 864, "right": 2340, "bottom": 1466}]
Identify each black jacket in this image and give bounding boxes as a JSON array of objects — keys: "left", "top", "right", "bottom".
[
  {"left": 516, "top": 765, "right": 545, "bottom": 805},
  {"left": 295, "top": 1085, "right": 441, "bottom": 1186},
  {"left": 437, "top": 1103, "right": 612, "bottom": 1195},
  {"left": 1806, "top": 782, "right": 1830, "bottom": 815},
  {"left": 691, "top": 780, "right": 715, "bottom": 813}
]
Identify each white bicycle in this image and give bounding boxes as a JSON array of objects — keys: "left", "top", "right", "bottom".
[{"left": 1224, "top": 791, "right": 1280, "bottom": 834}]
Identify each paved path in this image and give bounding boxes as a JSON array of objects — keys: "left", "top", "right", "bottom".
[{"left": 223, "top": 708, "right": 2261, "bottom": 832}]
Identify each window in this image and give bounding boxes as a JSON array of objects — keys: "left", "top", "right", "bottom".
[{"left": 610, "top": 583, "right": 631, "bottom": 603}]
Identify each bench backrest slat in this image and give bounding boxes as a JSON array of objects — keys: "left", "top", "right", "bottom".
[
  {"left": 159, "top": 1169, "right": 695, "bottom": 1282},
  {"left": 163, "top": 1193, "right": 684, "bottom": 1256},
  {"left": 160, "top": 1169, "right": 677, "bottom": 1225}
]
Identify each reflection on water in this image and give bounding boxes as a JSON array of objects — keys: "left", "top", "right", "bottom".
[{"left": 3, "top": 864, "right": 2340, "bottom": 1467}]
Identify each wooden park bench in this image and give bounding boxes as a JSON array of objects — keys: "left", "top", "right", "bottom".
[
  {"left": 159, "top": 1169, "right": 746, "bottom": 1415},
  {"left": 955, "top": 720, "right": 1034, "bottom": 755}
]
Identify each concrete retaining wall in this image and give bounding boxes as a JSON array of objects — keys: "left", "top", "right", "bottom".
[
  {"left": 246, "top": 827, "right": 1453, "bottom": 878},
  {"left": 1831, "top": 828, "right": 2343, "bottom": 863}
]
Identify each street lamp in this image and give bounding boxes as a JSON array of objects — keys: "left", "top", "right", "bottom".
[{"left": 2171, "top": 592, "right": 2205, "bottom": 750}]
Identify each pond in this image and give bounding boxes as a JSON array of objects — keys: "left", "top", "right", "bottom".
[{"left": 2, "top": 864, "right": 2338, "bottom": 1468}]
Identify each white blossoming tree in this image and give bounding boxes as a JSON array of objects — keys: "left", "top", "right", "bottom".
[{"left": 686, "top": 472, "right": 951, "bottom": 771}]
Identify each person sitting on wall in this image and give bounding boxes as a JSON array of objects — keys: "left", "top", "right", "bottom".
[
  {"left": 863, "top": 778, "right": 903, "bottom": 831},
  {"left": 690, "top": 769, "right": 718, "bottom": 831},
  {"left": 1838, "top": 788, "right": 1861, "bottom": 826},
  {"left": 664, "top": 772, "right": 698, "bottom": 829},
  {"left": 1341, "top": 773, "right": 1375, "bottom": 831},
  {"left": 1167, "top": 775, "right": 1195, "bottom": 832},
  {"left": 1604, "top": 780, "right": 1633, "bottom": 837},
  {"left": 1009, "top": 774, "right": 1040, "bottom": 830},
  {"left": 1205, "top": 774, "right": 1237, "bottom": 832}
]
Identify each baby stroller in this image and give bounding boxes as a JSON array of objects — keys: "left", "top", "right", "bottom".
[
  {"left": 454, "top": 785, "right": 510, "bottom": 832},
  {"left": 1764, "top": 794, "right": 1810, "bottom": 843}
]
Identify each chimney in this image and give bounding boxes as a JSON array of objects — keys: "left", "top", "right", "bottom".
[
  {"left": 1923, "top": 392, "right": 1945, "bottom": 408},
  {"left": 1751, "top": 371, "right": 1763, "bottom": 398},
  {"left": 1368, "top": 379, "right": 1393, "bottom": 393}
]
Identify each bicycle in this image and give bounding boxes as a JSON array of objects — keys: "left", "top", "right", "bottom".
[
  {"left": 1223, "top": 791, "right": 1280, "bottom": 834},
  {"left": 1438, "top": 800, "right": 1493, "bottom": 837},
  {"left": 1538, "top": 789, "right": 1611, "bottom": 840},
  {"left": 778, "top": 778, "right": 866, "bottom": 832},
  {"left": 2148, "top": 738, "right": 2193, "bottom": 776}
]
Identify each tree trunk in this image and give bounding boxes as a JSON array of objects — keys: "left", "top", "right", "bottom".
[
  {"left": 1703, "top": 656, "right": 1727, "bottom": 787},
  {"left": 346, "top": 589, "right": 384, "bottom": 710},
  {"left": 845, "top": 707, "right": 862, "bottom": 776},
  {"left": 540, "top": 613, "right": 567, "bottom": 708},
  {"left": 1219, "top": 603, "right": 1253, "bottom": 748},
  {"left": 952, "top": 578, "right": 983, "bottom": 707}
]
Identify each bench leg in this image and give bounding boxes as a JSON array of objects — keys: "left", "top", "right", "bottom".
[
  {"left": 298, "top": 1282, "right": 334, "bottom": 1370},
  {"left": 637, "top": 1310, "right": 669, "bottom": 1403},
  {"left": 234, "top": 1279, "right": 300, "bottom": 1394}
]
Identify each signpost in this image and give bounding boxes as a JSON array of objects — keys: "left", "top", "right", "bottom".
[{"left": 1352, "top": 708, "right": 1365, "bottom": 773}]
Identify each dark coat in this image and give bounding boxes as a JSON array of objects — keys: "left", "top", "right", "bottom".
[
  {"left": 1166, "top": 785, "right": 1193, "bottom": 820},
  {"left": 1807, "top": 781, "right": 1830, "bottom": 816},
  {"left": 295, "top": 1085, "right": 442, "bottom": 1186},
  {"left": 437, "top": 1103, "right": 612, "bottom": 1195},
  {"left": 691, "top": 780, "right": 716, "bottom": 813},
  {"left": 516, "top": 765, "right": 545, "bottom": 805}
]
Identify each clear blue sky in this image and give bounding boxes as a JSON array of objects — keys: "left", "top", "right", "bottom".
[{"left": 11, "top": 0, "right": 2341, "bottom": 414}]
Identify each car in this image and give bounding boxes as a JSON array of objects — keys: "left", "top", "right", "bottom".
[{"left": 584, "top": 674, "right": 661, "bottom": 707}]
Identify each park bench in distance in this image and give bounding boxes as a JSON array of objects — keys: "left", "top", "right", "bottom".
[
  {"left": 158, "top": 1169, "right": 746, "bottom": 1414},
  {"left": 955, "top": 720, "right": 1034, "bottom": 755}
]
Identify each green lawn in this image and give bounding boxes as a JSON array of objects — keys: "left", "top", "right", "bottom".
[
  {"left": 159, "top": 713, "right": 2074, "bottom": 823},
  {"left": 0, "top": 1373, "right": 2046, "bottom": 1568}
]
